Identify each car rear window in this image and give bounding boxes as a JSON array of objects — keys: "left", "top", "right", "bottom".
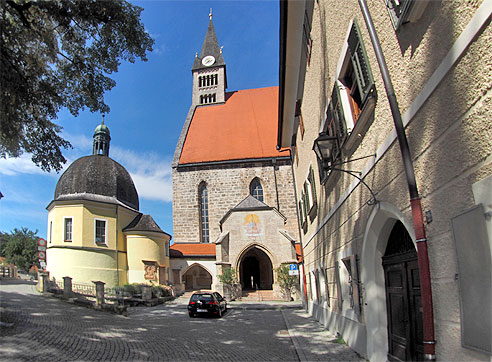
[{"left": 190, "top": 294, "right": 213, "bottom": 302}]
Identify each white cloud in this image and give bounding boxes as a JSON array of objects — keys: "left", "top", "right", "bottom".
[
  {"left": 109, "top": 146, "right": 172, "bottom": 203},
  {"left": 63, "top": 132, "right": 93, "bottom": 150},
  {"left": 0, "top": 134, "right": 173, "bottom": 203},
  {"left": 0, "top": 154, "right": 51, "bottom": 176},
  {"left": 131, "top": 173, "right": 172, "bottom": 202}
]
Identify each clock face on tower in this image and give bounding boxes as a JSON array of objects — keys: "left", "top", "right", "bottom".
[{"left": 202, "top": 55, "right": 216, "bottom": 66}]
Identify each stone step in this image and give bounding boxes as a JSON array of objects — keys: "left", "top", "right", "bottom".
[{"left": 241, "top": 290, "right": 279, "bottom": 301}]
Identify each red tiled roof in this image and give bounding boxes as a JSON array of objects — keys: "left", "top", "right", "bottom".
[
  {"left": 170, "top": 243, "right": 216, "bottom": 257},
  {"left": 179, "top": 87, "right": 283, "bottom": 164}
]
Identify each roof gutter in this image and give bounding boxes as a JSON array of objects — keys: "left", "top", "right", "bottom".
[
  {"left": 277, "top": 0, "right": 305, "bottom": 150},
  {"left": 277, "top": 0, "right": 288, "bottom": 150}
]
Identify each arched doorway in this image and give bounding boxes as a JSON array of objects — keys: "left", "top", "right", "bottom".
[
  {"left": 239, "top": 247, "right": 273, "bottom": 290},
  {"left": 382, "top": 221, "right": 423, "bottom": 361},
  {"left": 182, "top": 264, "right": 212, "bottom": 291}
]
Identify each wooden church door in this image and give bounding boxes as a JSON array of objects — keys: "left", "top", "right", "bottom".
[{"left": 383, "top": 221, "right": 424, "bottom": 361}]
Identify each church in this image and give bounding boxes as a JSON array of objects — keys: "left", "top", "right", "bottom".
[
  {"left": 170, "top": 14, "right": 301, "bottom": 299},
  {"left": 46, "top": 119, "right": 171, "bottom": 287}
]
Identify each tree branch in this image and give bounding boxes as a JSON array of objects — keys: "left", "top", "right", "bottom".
[{"left": 6, "top": 0, "right": 33, "bottom": 29}]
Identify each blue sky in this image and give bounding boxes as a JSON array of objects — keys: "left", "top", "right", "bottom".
[{"left": 0, "top": 1, "right": 279, "bottom": 239}]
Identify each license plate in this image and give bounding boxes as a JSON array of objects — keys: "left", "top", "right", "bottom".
[{"left": 197, "top": 309, "right": 207, "bottom": 313}]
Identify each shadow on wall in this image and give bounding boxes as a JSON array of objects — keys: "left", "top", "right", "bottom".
[{"left": 395, "top": 0, "right": 440, "bottom": 57}]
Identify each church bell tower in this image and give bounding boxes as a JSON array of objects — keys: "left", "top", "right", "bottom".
[{"left": 192, "top": 10, "right": 227, "bottom": 106}]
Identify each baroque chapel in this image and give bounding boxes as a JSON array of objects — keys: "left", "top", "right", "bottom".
[{"left": 170, "top": 14, "right": 301, "bottom": 299}]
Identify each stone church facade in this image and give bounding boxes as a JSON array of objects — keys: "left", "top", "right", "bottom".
[{"left": 170, "top": 14, "right": 300, "bottom": 299}]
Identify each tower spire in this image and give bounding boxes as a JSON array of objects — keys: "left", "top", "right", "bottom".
[{"left": 191, "top": 12, "right": 227, "bottom": 106}]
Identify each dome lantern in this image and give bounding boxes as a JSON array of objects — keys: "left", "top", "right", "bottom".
[{"left": 93, "top": 115, "right": 111, "bottom": 156}]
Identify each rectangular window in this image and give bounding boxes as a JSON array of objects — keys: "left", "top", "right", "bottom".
[
  {"left": 324, "top": 268, "right": 331, "bottom": 307},
  {"left": 319, "top": 20, "right": 376, "bottom": 184},
  {"left": 95, "top": 219, "right": 106, "bottom": 244},
  {"left": 295, "top": 100, "right": 305, "bottom": 140},
  {"left": 302, "top": 11, "right": 312, "bottom": 65},
  {"left": 385, "top": 0, "right": 429, "bottom": 31},
  {"left": 165, "top": 242, "right": 169, "bottom": 257},
  {"left": 49, "top": 221, "right": 52, "bottom": 243},
  {"left": 342, "top": 255, "right": 362, "bottom": 318},
  {"left": 64, "top": 218, "right": 72, "bottom": 242}
]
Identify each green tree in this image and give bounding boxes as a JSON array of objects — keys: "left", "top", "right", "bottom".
[
  {"left": 217, "top": 267, "right": 237, "bottom": 285},
  {"left": 1, "top": 227, "right": 39, "bottom": 270},
  {"left": 1, "top": 0, "right": 154, "bottom": 172},
  {"left": 275, "top": 264, "right": 298, "bottom": 297}
]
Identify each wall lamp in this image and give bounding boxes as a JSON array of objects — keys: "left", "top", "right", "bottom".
[{"left": 312, "top": 132, "right": 378, "bottom": 205}]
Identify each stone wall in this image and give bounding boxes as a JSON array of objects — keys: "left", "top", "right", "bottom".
[{"left": 172, "top": 158, "right": 299, "bottom": 245}]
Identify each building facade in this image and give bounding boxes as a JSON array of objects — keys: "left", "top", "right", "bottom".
[
  {"left": 46, "top": 120, "right": 171, "bottom": 287},
  {"left": 279, "top": 0, "right": 491, "bottom": 361},
  {"left": 171, "top": 14, "right": 300, "bottom": 299}
]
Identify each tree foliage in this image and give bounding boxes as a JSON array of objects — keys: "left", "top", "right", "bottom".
[
  {"left": 275, "top": 264, "right": 298, "bottom": 292},
  {"left": 1, "top": 0, "right": 154, "bottom": 172},
  {"left": 0, "top": 227, "right": 39, "bottom": 271},
  {"left": 217, "top": 267, "right": 237, "bottom": 285}
]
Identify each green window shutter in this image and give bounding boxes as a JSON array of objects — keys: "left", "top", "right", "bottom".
[
  {"left": 304, "top": 181, "right": 310, "bottom": 209},
  {"left": 331, "top": 83, "right": 347, "bottom": 143},
  {"left": 310, "top": 167, "right": 317, "bottom": 204},
  {"left": 348, "top": 20, "right": 375, "bottom": 106},
  {"left": 302, "top": 192, "right": 308, "bottom": 223}
]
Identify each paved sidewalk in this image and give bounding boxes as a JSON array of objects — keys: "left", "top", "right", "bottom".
[{"left": 281, "top": 309, "right": 364, "bottom": 361}]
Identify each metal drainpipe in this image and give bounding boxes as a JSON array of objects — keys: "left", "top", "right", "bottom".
[
  {"left": 272, "top": 158, "right": 280, "bottom": 210},
  {"left": 278, "top": 147, "right": 309, "bottom": 307},
  {"left": 358, "top": 1, "right": 436, "bottom": 359}
]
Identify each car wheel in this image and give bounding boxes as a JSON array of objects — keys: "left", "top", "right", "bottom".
[
  {"left": 189, "top": 312, "right": 195, "bottom": 318},
  {"left": 217, "top": 308, "right": 222, "bottom": 318}
]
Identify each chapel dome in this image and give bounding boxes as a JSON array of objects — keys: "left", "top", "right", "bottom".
[{"left": 54, "top": 155, "right": 139, "bottom": 210}]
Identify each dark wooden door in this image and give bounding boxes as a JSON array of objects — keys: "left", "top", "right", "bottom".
[{"left": 383, "top": 252, "right": 423, "bottom": 361}]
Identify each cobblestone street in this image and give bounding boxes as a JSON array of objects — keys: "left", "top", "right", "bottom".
[{"left": 0, "top": 280, "right": 363, "bottom": 361}]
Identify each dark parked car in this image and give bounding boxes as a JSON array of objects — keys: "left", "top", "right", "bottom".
[{"left": 188, "top": 292, "right": 227, "bottom": 318}]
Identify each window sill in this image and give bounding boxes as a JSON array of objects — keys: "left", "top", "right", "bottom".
[{"left": 64, "top": 240, "right": 72, "bottom": 242}]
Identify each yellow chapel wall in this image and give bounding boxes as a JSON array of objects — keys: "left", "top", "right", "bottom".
[
  {"left": 46, "top": 201, "right": 139, "bottom": 287},
  {"left": 126, "top": 233, "right": 170, "bottom": 284}
]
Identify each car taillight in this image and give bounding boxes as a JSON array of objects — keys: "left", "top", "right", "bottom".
[
  {"left": 190, "top": 301, "right": 195, "bottom": 305},
  {"left": 208, "top": 301, "right": 218, "bottom": 305}
]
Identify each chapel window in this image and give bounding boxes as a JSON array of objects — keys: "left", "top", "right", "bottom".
[
  {"left": 199, "top": 183, "right": 210, "bottom": 243},
  {"left": 250, "top": 178, "right": 264, "bottom": 202},
  {"left": 95, "top": 219, "right": 107, "bottom": 245},
  {"left": 64, "top": 218, "right": 72, "bottom": 242}
]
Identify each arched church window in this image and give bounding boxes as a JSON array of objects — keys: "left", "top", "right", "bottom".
[
  {"left": 199, "top": 183, "right": 210, "bottom": 243},
  {"left": 250, "top": 178, "right": 264, "bottom": 202}
]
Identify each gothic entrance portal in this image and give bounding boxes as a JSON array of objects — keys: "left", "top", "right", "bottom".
[
  {"left": 182, "top": 264, "right": 212, "bottom": 291},
  {"left": 382, "top": 221, "right": 424, "bottom": 361},
  {"left": 239, "top": 247, "right": 273, "bottom": 290}
]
